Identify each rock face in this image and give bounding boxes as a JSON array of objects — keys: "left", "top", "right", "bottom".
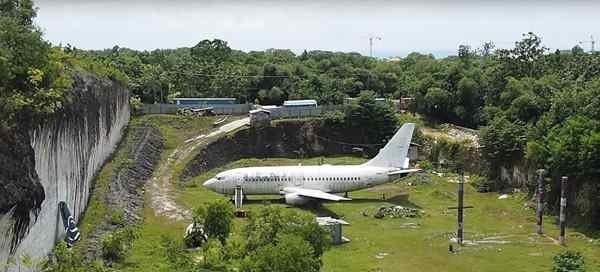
[
  {"left": 180, "top": 120, "right": 371, "bottom": 182},
  {"left": 0, "top": 129, "right": 44, "bottom": 257},
  {"left": 0, "top": 72, "right": 130, "bottom": 265}
]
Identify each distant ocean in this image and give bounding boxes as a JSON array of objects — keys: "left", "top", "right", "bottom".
[{"left": 374, "top": 50, "right": 457, "bottom": 59}]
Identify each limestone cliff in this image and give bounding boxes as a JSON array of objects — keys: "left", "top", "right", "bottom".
[{"left": 0, "top": 72, "right": 130, "bottom": 265}]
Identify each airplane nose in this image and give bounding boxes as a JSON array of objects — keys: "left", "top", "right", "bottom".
[{"left": 203, "top": 178, "right": 217, "bottom": 190}]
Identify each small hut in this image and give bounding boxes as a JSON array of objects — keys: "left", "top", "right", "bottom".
[
  {"left": 249, "top": 109, "right": 271, "bottom": 127},
  {"left": 316, "top": 217, "right": 350, "bottom": 245}
]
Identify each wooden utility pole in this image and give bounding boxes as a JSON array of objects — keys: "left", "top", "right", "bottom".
[
  {"left": 536, "top": 169, "right": 546, "bottom": 235},
  {"left": 457, "top": 174, "right": 465, "bottom": 244},
  {"left": 448, "top": 172, "right": 473, "bottom": 245},
  {"left": 559, "top": 176, "right": 568, "bottom": 246}
]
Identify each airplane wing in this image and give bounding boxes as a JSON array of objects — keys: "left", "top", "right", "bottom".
[
  {"left": 282, "top": 187, "right": 350, "bottom": 201},
  {"left": 388, "top": 168, "right": 422, "bottom": 176}
]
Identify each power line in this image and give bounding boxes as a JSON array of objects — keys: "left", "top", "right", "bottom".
[{"left": 312, "top": 134, "right": 386, "bottom": 147}]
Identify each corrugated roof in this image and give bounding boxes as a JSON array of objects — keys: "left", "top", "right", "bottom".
[
  {"left": 249, "top": 109, "right": 271, "bottom": 114},
  {"left": 261, "top": 105, "right": 280, "bottom": 109},
  {"left": 283, "top": 99, "right": 318, "bottom": 106},
  {"left": 173, "top": 98, "right": 236, "bottom": 101}
]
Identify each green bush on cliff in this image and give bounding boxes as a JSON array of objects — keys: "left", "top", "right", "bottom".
[
  {"left": 321, "top": 91, "right": 398, "bottom": 148},
  {"left": 101, "top": 226, "right": 140, "bottom": 262},
  {"left": 0, "top": 0, "right": 127, "bottom": 130}
]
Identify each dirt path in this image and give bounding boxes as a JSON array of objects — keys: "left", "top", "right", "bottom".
[{"left": 148, "top": 117, "right": 249, "bottom": 221}]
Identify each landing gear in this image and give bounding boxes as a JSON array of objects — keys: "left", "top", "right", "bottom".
[
  {"left": 344, "top": 192, "right": 349, "bottom": 198},
  {"left": 234, "top": 185, "right": 243, "bottom": 209},
  {"left": 234, "top": 186, "right": 248, "bottom": 218}
]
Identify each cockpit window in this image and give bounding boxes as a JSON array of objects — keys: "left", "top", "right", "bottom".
[{"left": 216, "top": 176, "right": 224, "bottom": 181}]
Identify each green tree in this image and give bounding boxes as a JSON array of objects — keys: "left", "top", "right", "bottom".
[
  {"left": 190, "top": 39, "right": 232, "bottom": 64},
  {"left": 241, "top": 234, "right": 320, "bottom": 272},
  {"left": 194, "top": 200, "right": 235, "bottom": 243},
  {"left": 0, "top": 0, "right": 71, "bottom": 129},
  {"left": 528, "top": 116, "right": 600, "bottom": 177},
  {"left": 345, "top": 90, "right": 397, "bottom": 151},
  {"left": 496, "top": 32, "right": 548, "bottom": 78},
  {"left": 243, "top": 205, "right": 330, "bottom": 259},
  {"left": 423, "top": 87, "right": 452, "bottom": 119},
  {"left": 480, "top": 116, "right": 527, "bottom": 166},
  {"left": 456, "top": 76, "right": 481, "bottom": 126}
]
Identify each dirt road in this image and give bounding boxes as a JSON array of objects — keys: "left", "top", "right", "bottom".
[{"left": 148, "top": 117, "right": 249, "bottom": 221}]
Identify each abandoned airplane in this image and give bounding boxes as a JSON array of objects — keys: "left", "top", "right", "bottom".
[{"left": 203, "top": 123, "right": 419, "bottom": 205}]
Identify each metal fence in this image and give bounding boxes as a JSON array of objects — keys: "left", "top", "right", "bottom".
[
  {"left": 267, "top": 105, "right": 343, "bottom": 119},
  {"left": 140, "top": 103, "right": 252, "bottom": 115},
  {"left": 140, "top": 103, "right": 343, "bottom": 118}
]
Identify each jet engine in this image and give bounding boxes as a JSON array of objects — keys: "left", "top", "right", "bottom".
[{"left": 284, "top": 193, "right": 311, "bottom": 206}]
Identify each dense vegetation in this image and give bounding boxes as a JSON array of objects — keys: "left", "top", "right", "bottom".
[
  {"left": 161, "top": 203, "right": 330, "bottom": 272},
  {"left": 0, "top": 0, "right": 126, "bottom": 132}
]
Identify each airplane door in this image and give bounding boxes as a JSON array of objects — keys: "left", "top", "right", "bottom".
[{"left": 294, "top": 171, "right": 303, "bottom": 187}]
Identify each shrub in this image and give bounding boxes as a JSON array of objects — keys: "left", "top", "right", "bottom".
[
  {"left": 321, "top": 110, "right": 345, "bottom": 128},
  {"left": 101, "top": 226, "right": 140, "bottom": 262},
  {"left": 129, "top": 95, "right": 143, "bottom": 114},
  {"left": 243, "top": 205, "right": 331, "bottom": 257},
  {"left": 44, "top": 241, "right": 112, "bottom": 272},
  {"left": 416, "top": 160, "right": 433, "bottom": 171},
  {"left": 160, "top": 235, "right": 194, "bottom": 272},
  {"left": 202, "top": 239, "right": 227, "bottom": 270},
  {"left": 241, "top": 233, "right": 320, "bottom": 272},
  {"left": 109, "top": 210, "right": 125, "bottom": 226},
  {"left": 552, "top": 251, "right": 585, "bottom": 272},
  {"left": 470, "top": 175, "right": 493, "bottom": 192},
  {"left": 194, "top": 200, "right": 235, "bottom": 243}
]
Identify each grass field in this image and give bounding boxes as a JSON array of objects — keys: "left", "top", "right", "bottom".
[
  {"left": 122, "top": 156, "right": 600, "bottom": 272},
  {"left": 84, "top": 115, "right": 598, "bottom": 272}
]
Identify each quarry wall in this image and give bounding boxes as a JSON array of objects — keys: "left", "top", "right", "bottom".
[
  {"left": 0, "top": 72, "right": 130, "bottom": 267},
  {"left": 182, "top": 120, "right": 532, "bottom": 191},
  {"left": 180, "top": 120, "right": 366, "bottom": 183}
]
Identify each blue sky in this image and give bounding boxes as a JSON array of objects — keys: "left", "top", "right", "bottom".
[{"left": 35, "top": 0, "right": 600, "bottom": 57}]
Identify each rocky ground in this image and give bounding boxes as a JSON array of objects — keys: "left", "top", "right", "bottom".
[{"left": 81, "top": 124, "right": 163, "bottom": 260}]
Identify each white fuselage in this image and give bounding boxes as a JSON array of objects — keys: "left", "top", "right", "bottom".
[{"left": 203, "top": 164, "right": 395, "bottom": 196}]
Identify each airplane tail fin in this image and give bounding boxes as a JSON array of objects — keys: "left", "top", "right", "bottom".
[{"left": 363, "top": 123, "right": 415, "bottom": 169}]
